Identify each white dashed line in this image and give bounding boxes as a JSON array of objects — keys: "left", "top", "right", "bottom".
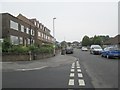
[
  {"left": 70, "top": 73, "right": 74, "bottom": 77},
  {"left": 77, "top": 69, "right": 81, "bottom": 72},
  {"left": 68, "top": 79, "right": 74, "bottom": 86},
  {"left": 16, "top": 66, "right": 47, "bottom": 71},
  {"left": 78, "top": 79, "right": 85, "bottom": 86},
  {"left": 72, "top": 62, "right": 75, "bottom": 66},
  {"left": 77, "top": 66, "right": 80, "bottom": 69},
  {"left": 71, "top": 69, "right": 74, "bottom": 72},
  {"left": 71, "top": 66, "right": 74, "bottom": 69},
  {"left": 68, "top": 60, "right": 85, "bottom": 87},
  {"left": 78, "top": 73, "right": 83, "bottom": 78}
]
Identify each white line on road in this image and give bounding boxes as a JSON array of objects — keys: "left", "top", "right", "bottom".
[
  {"left": 78, "top": 79, "right": 85, "bottom": 86},
  {"left": 72, "top": 62, "right": 75, "bottom": 66},
  {"left": 16, "top": 66, "right": 47, "bottom": 71},
  {"left": 71, "top": 66, "right": 74, "bottom": 69},
  {"left": 77, "top": 69, "right": 81, "bottom": 72},
  {"left": 71, "top": 69, "right": 74, "bottom": 72},
  {"left": 70, "top": 73, "right": 74, "bottom": 77},
  {"left": 77, "top": 66, "right": 80, "bottom": 69},
  {"left": 68, "top": 79, "right": 74, "bottom": 86},
  {"left": 78, "top": 73, "right": 83, "bottom": 78}
]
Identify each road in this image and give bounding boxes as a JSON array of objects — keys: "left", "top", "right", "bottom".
[
  {"left": 2, "top": 49, "right": 118, "bottom": 89},
  {"left": 70, "top": 48, "right": 118, "bottom": 88}
]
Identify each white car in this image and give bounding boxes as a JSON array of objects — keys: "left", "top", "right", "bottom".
[
  {"left": 90, "top": 45, "right": 103, "bottom": 55},
  {"left": 81, "top": 47, "right": 88, "bottom": 51}
]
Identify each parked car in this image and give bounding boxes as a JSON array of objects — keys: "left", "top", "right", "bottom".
[
  {"left": 90, "top": 45, "right": 103, "bottom": 55},
  {"left": 81, "top": 46, "right": 88, "bottom": 51},
  {"left": 101, "top": 46, "right": 120, "bottom": 59},
  {"left": 66, "top": 46, "right": 73, "bottom": 54}
]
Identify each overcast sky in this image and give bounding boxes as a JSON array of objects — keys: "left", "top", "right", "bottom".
[{"left": 0, "top": 1, "right": 119, "bottom": 42}]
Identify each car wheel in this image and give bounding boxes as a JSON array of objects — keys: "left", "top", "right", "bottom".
[{"left": 101, "top": 54, "right": 103, "bottom": 57}]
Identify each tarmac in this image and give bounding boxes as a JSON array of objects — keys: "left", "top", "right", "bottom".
[{"left": 1, "top": 53, "right": 77, "bottom": 72}]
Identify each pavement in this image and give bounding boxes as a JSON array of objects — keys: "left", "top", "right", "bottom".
[{"left": 1, "top": 53, "right": 77, "bottom": 72}]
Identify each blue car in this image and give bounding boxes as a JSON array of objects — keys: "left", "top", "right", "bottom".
[{"left": 101, "top": 46, "right": 120, "bottom": 59}]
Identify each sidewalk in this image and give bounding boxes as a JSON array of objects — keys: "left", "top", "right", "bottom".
[{"left": 1, "top": 54, "right": 77, "bottom": 72}]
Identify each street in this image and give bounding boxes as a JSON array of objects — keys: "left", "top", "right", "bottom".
[
  {"left": 71, "top": 48, "right": 118, "bottom": 88},
  {"left": 2, "top": 49, "right": 118, "bottom": 89}
]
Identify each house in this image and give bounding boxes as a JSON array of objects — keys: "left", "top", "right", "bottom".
[
  {"left": 103, "top": 35, "right": 120, "bottom": 48},
  {"left": 1, "top": 13, "right": 54, "bottom": 46}
]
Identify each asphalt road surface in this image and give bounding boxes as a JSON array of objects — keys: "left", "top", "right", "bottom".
[
  {"left": 70, "top": 48, "right": 118, "bottom": 88},
  {"left": 2, "top": 48, "right": 118, "bottom": 89}
]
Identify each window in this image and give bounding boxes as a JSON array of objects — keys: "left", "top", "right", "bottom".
[
  {"left": 37, "top": 23, "right": 39, "bottom": 28},
  {"left": 41, "top": 33, "right": 43, "bottom": 38},
  {"left": 21, "top": 25, "right": 24, "bottom": 32},
  {"left": 10, "top": 20, "right": 18, "bottom": 30},
  {"left": 34, "top": 21, "right": 36, "bottom": 26},
  {"left": 31, "top": 29, "right": 35, "bottom": 36},
  {"left": 10, "top": 35, "right": 19, "bottom": 45},
  {"left": 19, "top": 37, "right": 23, "bottom": 44},
  {"left": 26, "top": 28, "right": 29, "bottom": 34},
  {"left": 27, "top": 38, "right": 30, "bottom": 45},
  {"left": 40, "top": 24, "right": 42, "bottom": 29},
  {"left": 38, "top": 32, "right": 41, "bottom": 37}
]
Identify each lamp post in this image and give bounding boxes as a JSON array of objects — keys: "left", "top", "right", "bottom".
[{"left": 53, "top": 17, "right": 56, "bottom": 56}]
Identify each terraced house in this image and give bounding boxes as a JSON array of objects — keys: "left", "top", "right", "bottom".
[{"left": 1, "top": 13, "right": 54, "bottom": 46}]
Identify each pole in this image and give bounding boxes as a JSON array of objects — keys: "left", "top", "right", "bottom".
[{"left": 53, "top": 18, "right": 56, "bottom": 56}]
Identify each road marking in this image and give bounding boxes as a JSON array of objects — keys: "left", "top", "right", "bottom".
[
  {"left": 16, "top": 66, "right": 47, "bottom": 71},
  {"left": 71, "top": 66, "right": 74, "bottom": 69},
  {"left": 68, "top": 79, "right": 74, "bottom": 86},
  {"left": 78, "top": 73, "right": 83, "bottom": 78},
  {"left": 77, "top": 69, "right": 81, "bottom": 72},
  {"left": 71, "top": 69, "right": 74, "bottom": 72},
  {"left": 78, "top": 79, "right": 85, "bottom": 86},
  {"left": 70, "top": 73, "right": 74, "bottom": 77},
  {"left": 77, "top": 64, "right": 80, "bottom": 67},
  {"left": 77, "top": 66, "right": 80, "bottom": 69},
  {"left": 72, "top": 62, "right": 75, "bottom": 66}
]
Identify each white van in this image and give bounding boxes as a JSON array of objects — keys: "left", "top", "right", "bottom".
[{"left": 90, "top": 45, "right": 103, "bottom": 55}]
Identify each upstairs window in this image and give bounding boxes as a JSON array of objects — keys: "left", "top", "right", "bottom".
[
  {"left": 26, "top": 28, "right": 29, "bottom": 34},
  {"left": 21, "top": 25, "right": 24, "bottom": 32},
  {"left": 10, "top": 20, "right": 18, "bottom": 30}
]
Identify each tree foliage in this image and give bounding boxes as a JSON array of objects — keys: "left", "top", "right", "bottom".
[
  {"left": 81, "top": 35, "right": 110, "bottom": 46},
  {"left": 82, "top": 35, "right": 90, "bottom": 46}
]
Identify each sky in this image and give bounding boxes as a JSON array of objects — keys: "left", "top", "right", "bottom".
[{"left": 0, "top": 0, "right": 119, "bottom": 42}]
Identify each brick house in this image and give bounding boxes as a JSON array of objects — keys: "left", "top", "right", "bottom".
[{"left": 1, "top": 13, "right": 54, "bottom": 46}]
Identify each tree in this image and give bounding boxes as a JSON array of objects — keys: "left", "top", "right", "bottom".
[
  {"left": 82, "top": 35, "right": 90, "bottom": 46},
  {"left": 92, "top": 36, "right": 101, "bottom": 45}
]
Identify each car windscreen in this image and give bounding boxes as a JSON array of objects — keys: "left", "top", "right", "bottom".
[{"left": 94, "top": 47, "right": 101, "bottom": 49}]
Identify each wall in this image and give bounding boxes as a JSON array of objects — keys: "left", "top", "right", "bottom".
[{"left": 2, "top": 53, "right": 54, "bottom": 62}]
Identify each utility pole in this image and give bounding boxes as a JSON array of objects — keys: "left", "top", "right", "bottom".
[{"left": 53, "top": 17, "right": 56, "bottom": 56}]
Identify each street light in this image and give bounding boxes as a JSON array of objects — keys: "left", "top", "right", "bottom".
[{"left": 53, "top": 17, "right": 56, "bottom": 56}]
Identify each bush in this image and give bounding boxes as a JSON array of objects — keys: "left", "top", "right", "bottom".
[
  {"left": 10, "top": 45, "right": 29, "bottom": 53},
  {"left": 2, "top": 41, "right": 54, "bottom": 54}
]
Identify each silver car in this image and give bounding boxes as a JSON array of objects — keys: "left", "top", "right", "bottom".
[{"left": 90, "top": 45, "right": 103, "bottom": 55}]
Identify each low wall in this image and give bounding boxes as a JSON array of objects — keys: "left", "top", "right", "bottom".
[{"left": 2, "top": 53, "right": 54, "bottom": 62}]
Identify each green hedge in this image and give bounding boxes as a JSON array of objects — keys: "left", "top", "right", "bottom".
[{"left": 2, "top": 44, "right": 54, "bottom": 54}]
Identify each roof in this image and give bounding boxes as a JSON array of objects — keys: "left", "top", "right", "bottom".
[
  {"left": 103, "top": 35, "right": 120, "bottom": 45},
  {"left": 17, "top": 14, "right": 35, "bottom": 27}
]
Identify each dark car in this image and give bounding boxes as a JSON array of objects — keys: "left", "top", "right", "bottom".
[
  {"left": 66, "top": 46, "right": 73, "bottom": 54},
  {"left": 101, "top": 46, "right": 120, "bottom": 59}
]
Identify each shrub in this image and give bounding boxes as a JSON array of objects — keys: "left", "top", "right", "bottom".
[{"left": 10, "top": 45, "right": 29, "bottom": 53}]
